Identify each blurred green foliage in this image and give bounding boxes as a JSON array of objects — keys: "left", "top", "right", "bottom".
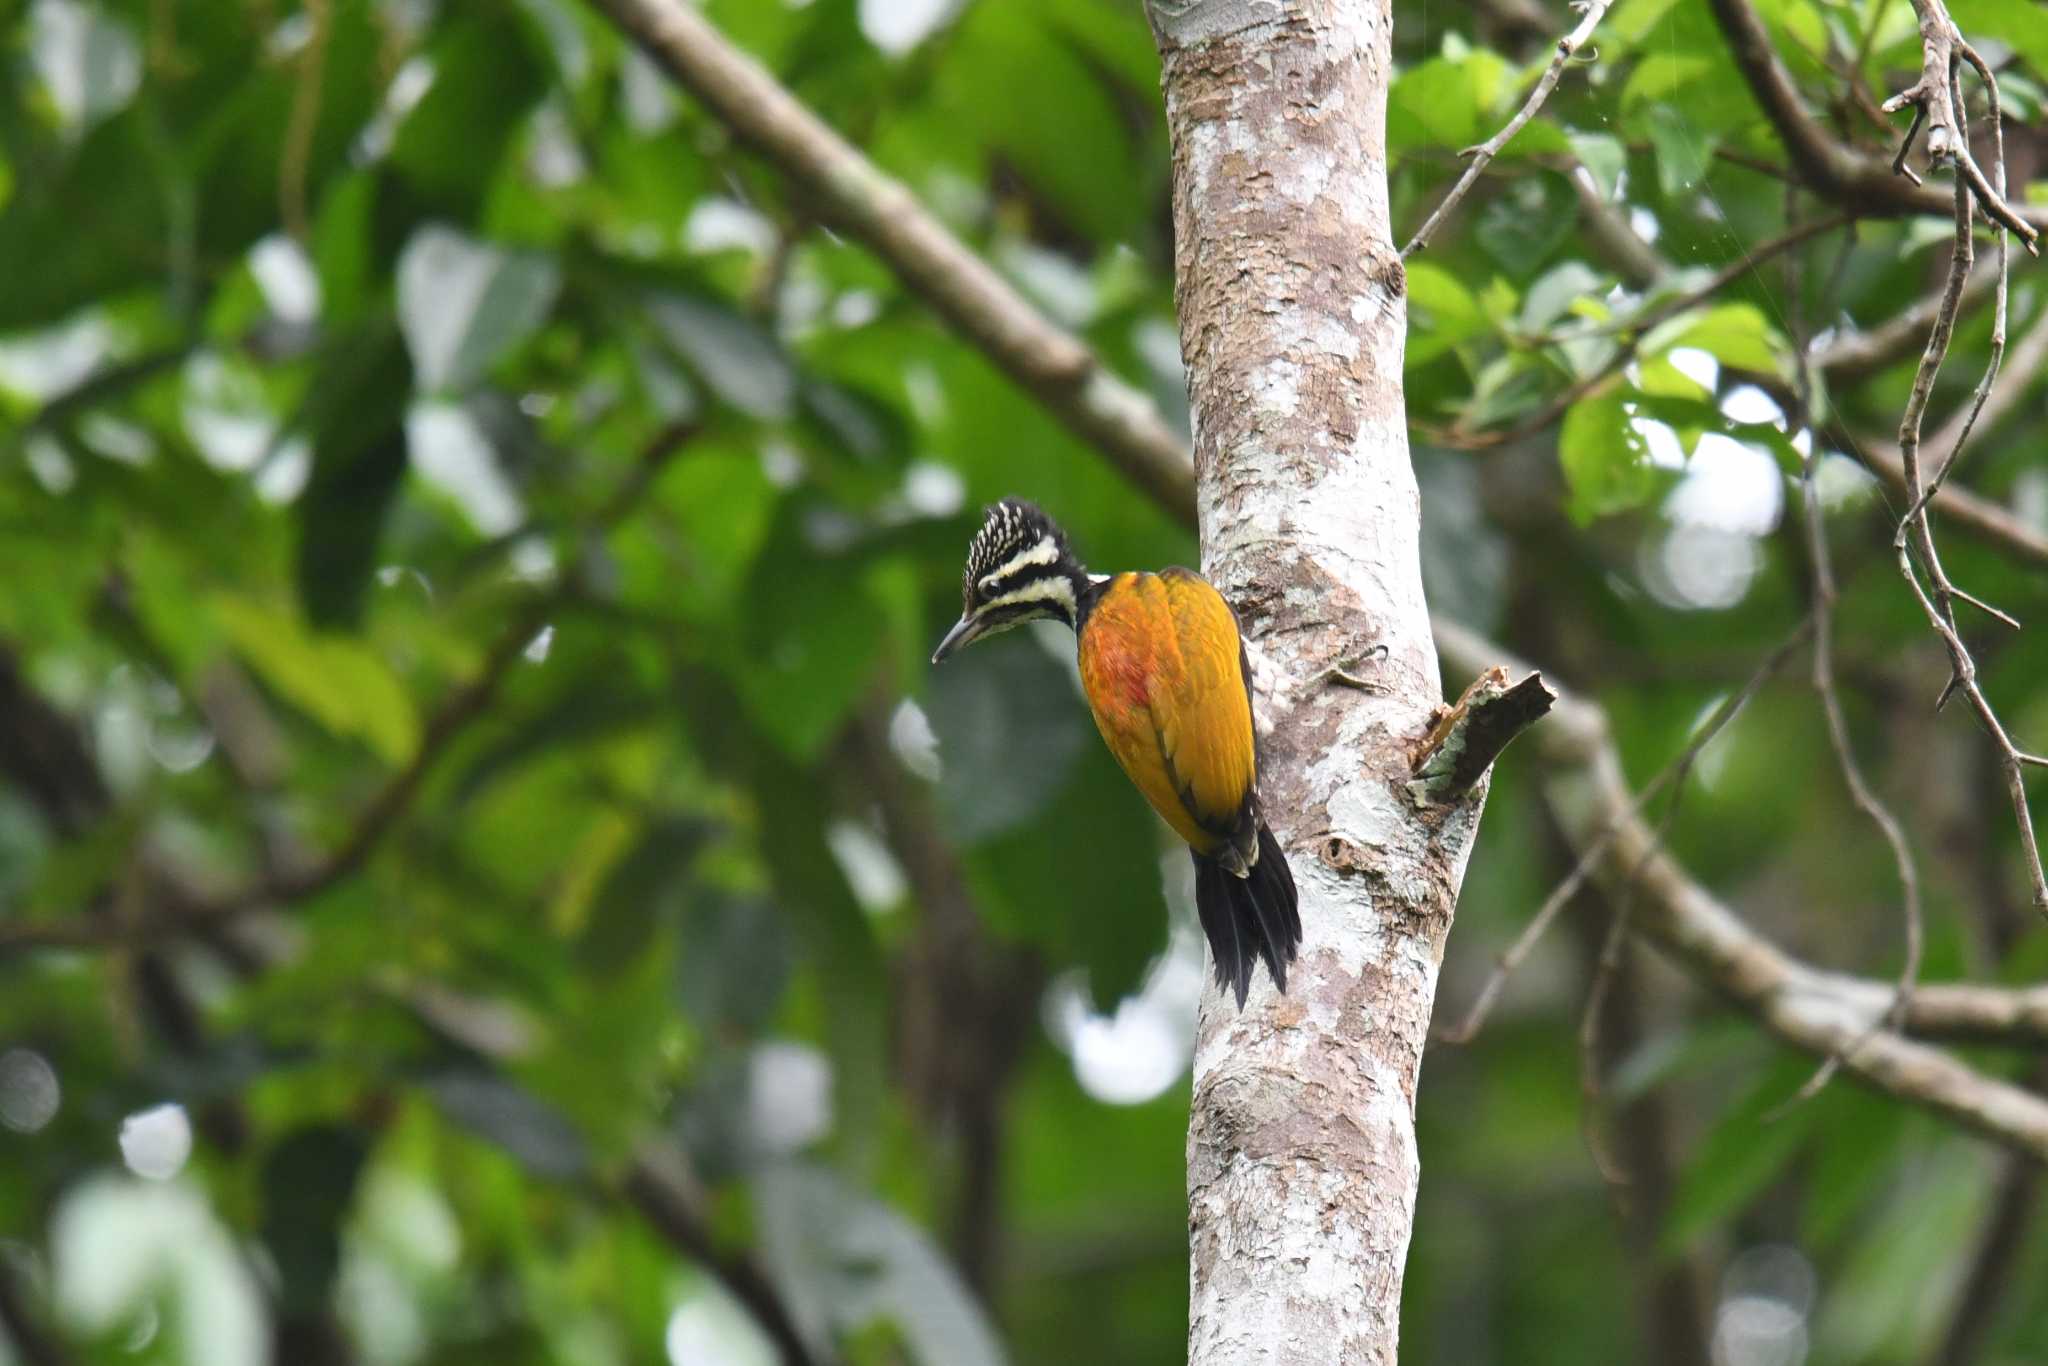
[{"left": 0, "top": 0, "right": 2045, "bottom": 1363}]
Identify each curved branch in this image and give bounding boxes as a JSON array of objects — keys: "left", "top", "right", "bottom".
[
  {"left": 1435, "top": 619, "right": 2048, "bottom": 1159},
  {"left": 623, "top": 1146, "right": 822, "bottom": 1366},
  {"left": 0, "top": 423, "right": 698, "bottom": 958},
  {"left": 1562, "top": 175, "right": 2046, "bottom": 569},
  {"left": 1837, "top": 430, "right": 2048, "bottom": 570},
  {"left": 1817, "top": 260, "right": 2001, "bottom": 385},
  {"left": 565, "top": 0, "right": 2048, "bottom": 1172},
  {"left": 1703, "top": 0, "right": 2046, "bottom": 237},
  {"left": 592, "top": 0, "right": 1195, "bottom": 525},
  {"left": 1404, "top": 0, "right": 1618, "bottom": 257},
  {"left": 568, "top": 2, "right": 2048, "bottom": 1068}
]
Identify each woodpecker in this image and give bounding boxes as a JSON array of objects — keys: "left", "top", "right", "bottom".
[{"left": 930, "top": 499, "right": 1299, "bottom": 1008}]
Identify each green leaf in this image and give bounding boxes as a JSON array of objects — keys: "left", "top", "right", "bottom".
[
  {"left": 0, "top": 112, "right": 164, "bottom": 330},
  {"left": 1950, "top": 0, "right": 2048, "bottom": 83},
  {"left": 966, "top": 740, "right": 1169, "bottom": 1007},
  {"left": 1405, "top": 262, "right": 1489, "bottom": 364},
  {"left": 676, "top": 893, "right": 793, "bottom": 1035},
  {"left": 1636, "top": 354, "right": 1710, "bottom": 400},
  {"left": 646, "top": 293, "right": 795, "bottom": 420},
  {"left": 1474, "top": 173, "right": 1576, "bottom": 276},
  {"left": 577, "top": 818, "right": 710, "bottom": 974},
  {"left": 1623, "top": 54, "right": 1715, "bottom": 109},
  {"left": 1652, "top": 302, "right": 1784, "bottom": 375},
  {"left": 214, "top": 594, "right": 420, "bottom": 764},
  {"left": 731, "top": 509, "right": 888, "bottom": 761},
  {"left": 312, "top": 171, "right": 378, "bottom": 326},
  {"left": 1494, "top": 117, "right": 1573, "bottom": 160},
  {"left": 1569, "top": 131, "right": 1627, "bottom": 201},
  {"left": 1813, "top": 1139, "right": 1994, "bottom": 1361},
  {"left": 26, "top": 3, "right": 139, "bottom": 130},
  {"left": 937, "top": 3, "right": 1148, "bottom": 242},
  {"left": 425, "top": 1071, "right": 591, "bottom": 1179},
  {"left": 1389, "top": 51, "right": 1511, "bottom": 153},
  {"left": 260, "top": 1127, "right": 369, "bottom": 1316},
  {"left": 1660, "top": 1060, "right": 1818, "bottom": 1255},
  {"left": 1642, "top": 104, "right": 1716, "bottom": 201},
  {"left": 290, "top": 320, "right": 415, "bottom": 627},
  {"left": 677, "top": 670, "right": 887, "bottom": 1165},
  {"left": 1558, "top": 393, "right": 1656, "bottom": 524},
  {"left": 1520, "top": 261, "right": 1608, "bottom": 334},
  {"left": 397, "top": 227, "right": 560, "bottom": 393},
  {"left": 756, "top": 1163, "right": 1006, "bottom": 1366},
  {"left": 923, "top": 631, "right": 1089, "bottom": 844},
  {"left": 388, "top": 14, "right": 548, "bottom": 219}
]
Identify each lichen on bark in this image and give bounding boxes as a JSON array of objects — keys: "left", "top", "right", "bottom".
[{"left": 1147, "top": 1, "right": 1498, "bottom": 1360}]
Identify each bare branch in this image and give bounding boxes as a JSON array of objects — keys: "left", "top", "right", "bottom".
[
  {"left": 1779, "top": 242, "right": 1924, "bottom": 1109},
  {"left": 1435, "top": 619, "right": 2048, "bottom": 1160},
  {"left": 1568, "top": 162, "right": 1666, "bottom": 288},
  {"left": 0, "top": 423, "right": 700, "bottom": 958},
  {"left": 1886, "top": 133, "right": 2048, "bottom": 914},
  {"left": 1408, "top": 667, "right": 1556, "bottom": 805},
  {"left": 1877, "top": 4, "right": 2040, "bottom": 250},
  {"left": 845, "top": 699, "right": 1041, "bottom": 1295},
  {"left": 593, "top": 0, "right": 1195, "bottom": 524},
  {"left": 1422, "top": 212, "right": 1856, "bottom": 451},
  {"left": 1871, "top": 980, "right": 2048, "bottom": 1045},
  {"left": 1439, "top": 617, "right": 1813, "bottom": 1044},
  {"left": 623, "top": 1145, "right": 823, "bottom": 1366},
  {"left": 1818, "top": 259, "right": 2001, "bottom": 384},
  {"left": 1403, "top": 0, "right": 1617, "bottom": 257},
  {"left": 1703, "top": 0, "right": 2046, "bottom": 236},
  {"left": 1581, "top": 630, "right": 1810, "bottom": 1179},
  {"left": 1911, "top": 56, "right": 2020, "bottom": 518}
]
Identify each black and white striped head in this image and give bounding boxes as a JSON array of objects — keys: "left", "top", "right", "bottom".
[{"left": 931, "top": 499, "right": 1090, "bottom": 663}]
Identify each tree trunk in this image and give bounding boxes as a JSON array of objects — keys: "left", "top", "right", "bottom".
[{"left": 1147, "top": 3, "right": 1483, "bottom": 1362}]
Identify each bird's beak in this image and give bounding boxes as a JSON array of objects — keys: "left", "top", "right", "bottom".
[{"left": 931, "top": 614, "right": 981, "bottom": 665}]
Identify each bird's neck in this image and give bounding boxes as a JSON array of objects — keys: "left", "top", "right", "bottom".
[
  {"left": 1072, "top": 570, "right": 1114, "bottom": 632},
  {"left": 1043, "top": 557, "right": 1091, "bottom": 632}
]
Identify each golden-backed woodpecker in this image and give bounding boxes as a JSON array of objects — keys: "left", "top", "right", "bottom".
[{"left": 930, "top": 499, "right": 1299, "bottom": 1008}]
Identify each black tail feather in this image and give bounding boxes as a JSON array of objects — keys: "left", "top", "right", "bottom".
[{"left": 1193, "top": 823, "right": 1300, "bottom": 1009}]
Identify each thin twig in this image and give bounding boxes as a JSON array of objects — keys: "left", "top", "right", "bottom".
[
  {"left": 1818, "top": 258, "right": 1999, "bottom": 384},
  {"left": 1403, "top": 0, "right": 1617, "bottom": 257},
  {"left": 1886, "top": 91, "right": 2048, "bottom": 914},
  {"left": 1570, "top": 211, "right": 1858, "bottom": 343},
  {"left": 1436, "top": 619, "right": 2048, "bottom": 1160},
  {"left": 277, "top": 0, "right": 330, "bottom": 243},
  {"left": 1514, "top": 163, "right": 2046, "bottom": 571},
  {"left": 622, "top": 1146, "right": 822, "bottom": 1366},
  {"left": 1441, "top": 615, "right": 1814, "bottom": 1044},
  {"left": 1421, "top": 211, "right": 1855, "bottom": 451},
  {"left": 1576, "top": 620, "right": 1819, "bottom": 1171},
  {"left": 1578, "top": 786, "right": 1687, "bottom": 1187},
  {"left": 1777, "top": 216, "right": 1925, "bottom": 1109},
  {"left": 1906, "top": 48, "right": 2015, "bottom": 521},
  {"left": 594, "top": 0, "right": 1195, "bottom": 522},
  {"left": 0, "top": 423, "right": 700, "bottom": 956},
  {"left": 1703, "top": 0, "right": 2046, "bottom": 236},
  {"left": 1878, "top": 0, "right": 2040, "bottom": 250}
]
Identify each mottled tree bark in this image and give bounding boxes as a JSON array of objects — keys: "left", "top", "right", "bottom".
[{"left": 1146, "top": 3, "right": 1484, "bottom": 1362}]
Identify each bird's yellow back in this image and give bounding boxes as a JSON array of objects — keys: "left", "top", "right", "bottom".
[{"left": 1077, "top": 569, "right": 1257, "bottom": 860}]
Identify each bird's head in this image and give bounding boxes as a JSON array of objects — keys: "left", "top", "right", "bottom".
[{"left": 931, "top": 499, "right": 1089, "bottom": 663}]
